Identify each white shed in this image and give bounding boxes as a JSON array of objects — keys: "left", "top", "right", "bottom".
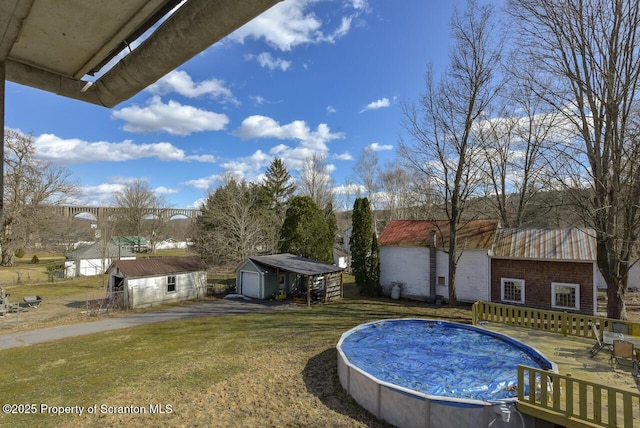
[
  {"left": 378, "top": 219, "right": 499, "bottom": 303},
  {"left": 106, "top": 256, "right": 207, "bottom": 309},
  {"left": 65, "top": 241, "right": 136, "bottom": 277}
]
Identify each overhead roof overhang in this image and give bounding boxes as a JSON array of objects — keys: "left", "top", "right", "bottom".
[{"left": 0, "top": 0, "right": 281, "bottom": 108}]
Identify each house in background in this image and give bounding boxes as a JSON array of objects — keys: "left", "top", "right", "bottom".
[
  {"left": 113, "top": 236, "right": 149, "bottom": 253},
  {"left": 378, "top": 219, "right": 500, "bottom": 303},
  {"left": 65, "top": 241, "right": 136, "bottom": 277},
  {"left": 236, "top": 253, "right": 344, "bottom": 302},
  {"left": 106, "top": 256, "right": 207, "bottom": 309},
  {"left": 490, "top": 227, "right": 598, "bottom": 315},
  {"left": 155, "top": 238, "right": 189, "bottom": 250}
]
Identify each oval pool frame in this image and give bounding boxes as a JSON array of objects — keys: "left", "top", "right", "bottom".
[{"left": 336, "top": 319, "right": 557, "bottom": 428}]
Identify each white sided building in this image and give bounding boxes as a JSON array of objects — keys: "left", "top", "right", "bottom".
[
  {"left": 378, "top": 219, "right": 499, "bottom": 303},
  {"left": 65, "top": 241, "right": 136, "bottom": 277},
  {"left": 106, "top": 256, "right": 207, "bottom": 309}
]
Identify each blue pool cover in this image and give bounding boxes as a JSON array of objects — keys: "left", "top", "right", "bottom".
[{"left": 339, "top": 319, "right": 553, "bottom": 401}]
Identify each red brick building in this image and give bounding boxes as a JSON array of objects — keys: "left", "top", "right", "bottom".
[{"left": 490, "top": 228, "right": 597, "bottom": 315}]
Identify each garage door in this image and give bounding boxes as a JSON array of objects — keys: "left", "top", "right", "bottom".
[{"left": 241, "top": 271, "right": 260, "bottom": 298}]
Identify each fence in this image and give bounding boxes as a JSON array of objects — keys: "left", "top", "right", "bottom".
[
  {"left": 517, "top": 365, "right": 640, "bottom": 428},
  {"left": 471, "top": 301, "right": 640, "bottom": 338}
]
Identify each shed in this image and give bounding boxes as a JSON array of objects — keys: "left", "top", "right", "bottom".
[
  {"left": 106, "top": 256, "right": 207, "bottom": 309},
  {"left": 236, "top": 253, "right": 344, "bottom": 304},
  {"left": 65, "top": 241, "right": 136, "bottom": 277},
  {"left": 378, "top": 219, "right": 500, "bottom": 303},
  {"left": 490, "top": 227, "right": 597, "bottom": 315}
]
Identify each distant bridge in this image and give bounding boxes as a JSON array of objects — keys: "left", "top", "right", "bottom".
[{"left": 52, "top": 205, "right": 199, "bottom": 221}]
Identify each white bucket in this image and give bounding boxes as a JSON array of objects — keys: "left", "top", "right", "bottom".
[{"left": 391, "top": 284, "right": 401, "bottom": 300}]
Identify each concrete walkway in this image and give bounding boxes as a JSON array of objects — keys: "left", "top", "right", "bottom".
[{"left": 0, "top": 298, "right": 293, "bottom": 351}]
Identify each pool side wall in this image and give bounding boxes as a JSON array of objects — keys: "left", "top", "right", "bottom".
[{"left": 337, "top": 319, "right": 558, "bottom": 428}]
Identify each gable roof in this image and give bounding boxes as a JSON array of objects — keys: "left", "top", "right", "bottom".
[
  {"left": 378, "top": 219, "right": 500, "bottom": 250},
  {"left": 114, "top": 236, "right": 149, "bottom": 246},
  {"left": 491, "top": 228, "right": 596, "bottom": 262},
  {"left": 67, "top": 241, "right": 135, "bottom": 259},
  {"left": 109, "top": 256, "right": 206, "bottom": 277},
  {"left": 248, "top": 253, "right": 344, "bottom": 276}
]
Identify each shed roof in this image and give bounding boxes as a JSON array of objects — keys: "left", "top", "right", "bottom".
[
  {"left": 67, "top": 241, "right": 135, "bottom": 260},
  {"left": 248, "top": 253, "right": 344, "bottom": 276},
  {"left": 113, "top": 236, "right": 149, "bottom": 246},
  {"left": 109, "top": 256, "right": 206, "bottom": 277},
  {"left": 377, "top": 219, "right": 500, "bottom": 250},
  {"left": 491, "top": 228, "right": 596, "bottom": 262}
]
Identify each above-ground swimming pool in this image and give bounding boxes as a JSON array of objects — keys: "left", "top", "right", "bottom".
[{"left": 336, "top": 319, "right": 557, "bottom": 428}]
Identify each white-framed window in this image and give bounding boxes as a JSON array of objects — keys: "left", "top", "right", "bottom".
[
  {"left": 501, "top": 278, "right": 525, "bottom": 304},
  {"left": 167, "top": 275, "right": 176, "bottom": 293},
  {"left": 551, "top": 282, "right": 580, "bottom": 310}
]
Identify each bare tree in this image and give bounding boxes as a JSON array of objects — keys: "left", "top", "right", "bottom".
[
  {"left": 478, "top": 71, "right": 563, "bottom": 227},
  {"left": 111, "top": 179, "right": 167, "bottom": 252},
  {"left": 509, "top": 0, "right": 640, "bottom": 319},
  {"left": 400, "top": 0, "right": 503, "bottom": 305},
  {"left": 298, "top": 154, "right": 335, "bottom": 210},
  {"left": 378, "top": 164, "right": 426, "bottom": 222},
  {"left": 192, "top": 175, "right": 270, "bottom": 265},
  {"left": 1, "top": 130, "right": 78, "bottom": 265}
]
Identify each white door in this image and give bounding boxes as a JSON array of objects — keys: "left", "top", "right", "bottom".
[{"left": 241, "top": 271, "right": 260, "bottom": 298}]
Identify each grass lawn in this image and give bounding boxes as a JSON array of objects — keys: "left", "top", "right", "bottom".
[{"left": 0, "top": 280, "right": 472, "bottom": 427}]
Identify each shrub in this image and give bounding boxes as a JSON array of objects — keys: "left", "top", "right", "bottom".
[
  {"left": 31, "top": 255, "right": 40, "bottom": 264},
  {"left": 14, "top": 248, "right": 25, "bottom": 258}
]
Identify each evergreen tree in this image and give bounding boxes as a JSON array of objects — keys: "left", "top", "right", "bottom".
[
  {"left": 350, "top": 197, "right": 373, "bottom": 294},
  {"left": 262, "top": 158, "right": 296, "bottom": 214},
  {"left": 261, "top": 158, "right": 296, "bottom": 253},
  {"left": 367, "top": 232, "right": 381, "bottom": 296},
  {"left": 279, "top": 196, "right": 333, "bottom": 263}
]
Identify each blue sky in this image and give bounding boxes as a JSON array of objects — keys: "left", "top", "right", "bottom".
[{"left": 5, "top": 0, "right": 458, "bottom": 210}]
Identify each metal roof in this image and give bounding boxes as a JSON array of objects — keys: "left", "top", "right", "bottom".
[
  {"left": 66, "top": 241, "right": 135, "bottom": 260},
  {"left": 109, "top": 255, "right": 206, "bottom": 277},
  {"left": 377, "top": 219, "right": 500, "bottom": 250},
  {"left": 491, "top": 228, "right": 597, "bottom": 262},
  {"left": 249, "top": 253, "right": 344, "bottom": 276},
  {"left": 1, "top": 0, "right": 281, "bottom": 107}
]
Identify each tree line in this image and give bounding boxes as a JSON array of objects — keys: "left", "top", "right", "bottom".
[{"left": 5, "top": 0, "right": 640, "bottom": 319}]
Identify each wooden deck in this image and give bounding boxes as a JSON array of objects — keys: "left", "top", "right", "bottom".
[{"left": 478, "top": 321, "right": 640, "bottom": 427}]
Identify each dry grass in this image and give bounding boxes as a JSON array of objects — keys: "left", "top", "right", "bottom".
[{"left": 0, "top": 283, "right": 472, "bottom": 428}]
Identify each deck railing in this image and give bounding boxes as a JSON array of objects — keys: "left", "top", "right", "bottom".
[
  {"left": 517, "top": 365, "right": 640, "bottom": 428},
  {"left": 472, "top": 301, "right": 640, "bottom": 338}
]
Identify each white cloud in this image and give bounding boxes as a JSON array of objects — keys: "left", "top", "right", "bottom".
[
  {"left": 233, "top": 115, "right": 344, "bottom": 173},
  {"left": 234, "top": 115, "right": 343, "bottom": 145},
  {"left": 360, "top": 97, "right": 391, "bottom": 112},
  {"left": 229, "top": 0, "right": 366, "bottom": 51},
  {"left": 34, "top": 133, "right": 217, "bottom": 165},
  {"left": 334, "top": 182, "right": 366, "bottom": 195},
  {"left": 249, "top": 52, "right": 292, "bottom": 71},
  {"left": 327, "top": 105, "right": 336, "bottom": 113},
  {"left": 183, "top": 176, "right": 220, "bottom": 191},
  {"left": 251, "top": 95, "right": 268, "bottom": 105},
  {"left": 367, "top": 142, "right": 393, "bottom": 151},
  {"left": 78, "top": 183, "right": 126, "bottom": 205},
  {"left": 154, "top": 186, "right": 179, "bottom": 195},
  {"left": 334, "top": 151, "right": 353, "bottom": 160},
  {"left": 112, "top": 96, "right": 229, "bottom": 135},
  {"left": 147, "top": 70, "right": 237, "bottom": 104},
  {"left": 77, "top": 179, "right": 177, "bottom": 206}
]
